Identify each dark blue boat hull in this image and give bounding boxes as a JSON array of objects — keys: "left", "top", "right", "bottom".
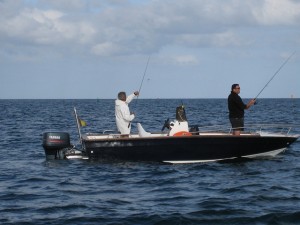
[{"left": 83, "top": 135, "right": 298, "bottom": 162}]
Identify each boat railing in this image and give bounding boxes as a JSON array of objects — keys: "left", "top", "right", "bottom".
[
  {"left": 245, "top": 124, "right": 292, "bottom": 135},
  {"left": 194, "top": 124, "right": 299, "bottom": 136},
  {"left": 83, "top": 124, "right": 299, "bottom": 139}
]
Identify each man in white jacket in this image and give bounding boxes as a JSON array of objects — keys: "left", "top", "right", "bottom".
[{"left": 115, "top": 91, "right": 139, "bottom": 135}]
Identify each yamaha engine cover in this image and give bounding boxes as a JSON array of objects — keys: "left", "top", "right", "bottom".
[{"left": 42, "top": 132, "right": 71, "bottom": 159}]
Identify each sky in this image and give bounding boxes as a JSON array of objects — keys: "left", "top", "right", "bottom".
[{"left": 0, "top": 0, "right": 299, "bottom": 99}]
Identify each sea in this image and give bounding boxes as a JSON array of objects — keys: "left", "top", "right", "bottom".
[{"left": 1, "top": 98, "right": 300, "bottom": 225}]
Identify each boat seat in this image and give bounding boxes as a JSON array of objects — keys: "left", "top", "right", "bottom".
[{"left": 137, "top": 123, "right": 151, "bottom": 137}]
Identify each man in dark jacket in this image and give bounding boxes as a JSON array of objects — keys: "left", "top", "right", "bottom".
[{"left": 228, "top": 84, "right": 256, "bottom": 135}]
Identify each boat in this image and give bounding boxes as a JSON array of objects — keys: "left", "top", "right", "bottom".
[{"left": 42, "top": 106, "right": 299, "bottom": 164}]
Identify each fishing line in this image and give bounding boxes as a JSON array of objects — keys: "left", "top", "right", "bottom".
[{"left": 254, "top": 51, "right": 296, "bottom": 100}]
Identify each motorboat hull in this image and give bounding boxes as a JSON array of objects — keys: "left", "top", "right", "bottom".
[{"left": 82, "top": 134, "right": 298, "bottom": 163}]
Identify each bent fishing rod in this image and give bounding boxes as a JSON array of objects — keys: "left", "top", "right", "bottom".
[
  {"left": 254, "top": 51, "right": 296, "bottom": 100},
  {"left": 128, "top": 56, "right": 151, "bottom": 128}
]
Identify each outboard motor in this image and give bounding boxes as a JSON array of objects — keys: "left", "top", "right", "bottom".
[{"left": 42, "top": 132, "right": 71, "bottom": 159}]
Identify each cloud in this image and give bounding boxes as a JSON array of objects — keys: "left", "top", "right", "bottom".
[
  {"left": 252, "top": 0, "right": 300, "bottom": 25},
  {"left": 172, "top": 55, "right": 199, "bottom": 65},
  {"left": 0, "top": 0, "right": 300, "bottom": 61},
  {"left": 0, "top": 6, "right": 96, "bottom": 45},
  {"left": 91, "top": 42, "right": 123, "bottom": 56}
]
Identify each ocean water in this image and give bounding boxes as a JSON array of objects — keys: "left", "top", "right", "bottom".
[{"left": 1, "top": 98, "right": 300, "bottom": 225}]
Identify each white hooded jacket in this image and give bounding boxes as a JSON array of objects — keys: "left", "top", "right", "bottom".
[{"left": 115, "top": 93, "right": 136, "bottom": 134}]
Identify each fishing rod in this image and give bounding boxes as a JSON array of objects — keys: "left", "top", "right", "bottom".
[
  {"left": 254, "top": 51, "right": 296, "bottom": 100},
  {"left": 128, "top": 56, "right": 151, "bottom": 128},
  {"left": 134, "top": 55, "right": 151, "bottom": 108}
]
